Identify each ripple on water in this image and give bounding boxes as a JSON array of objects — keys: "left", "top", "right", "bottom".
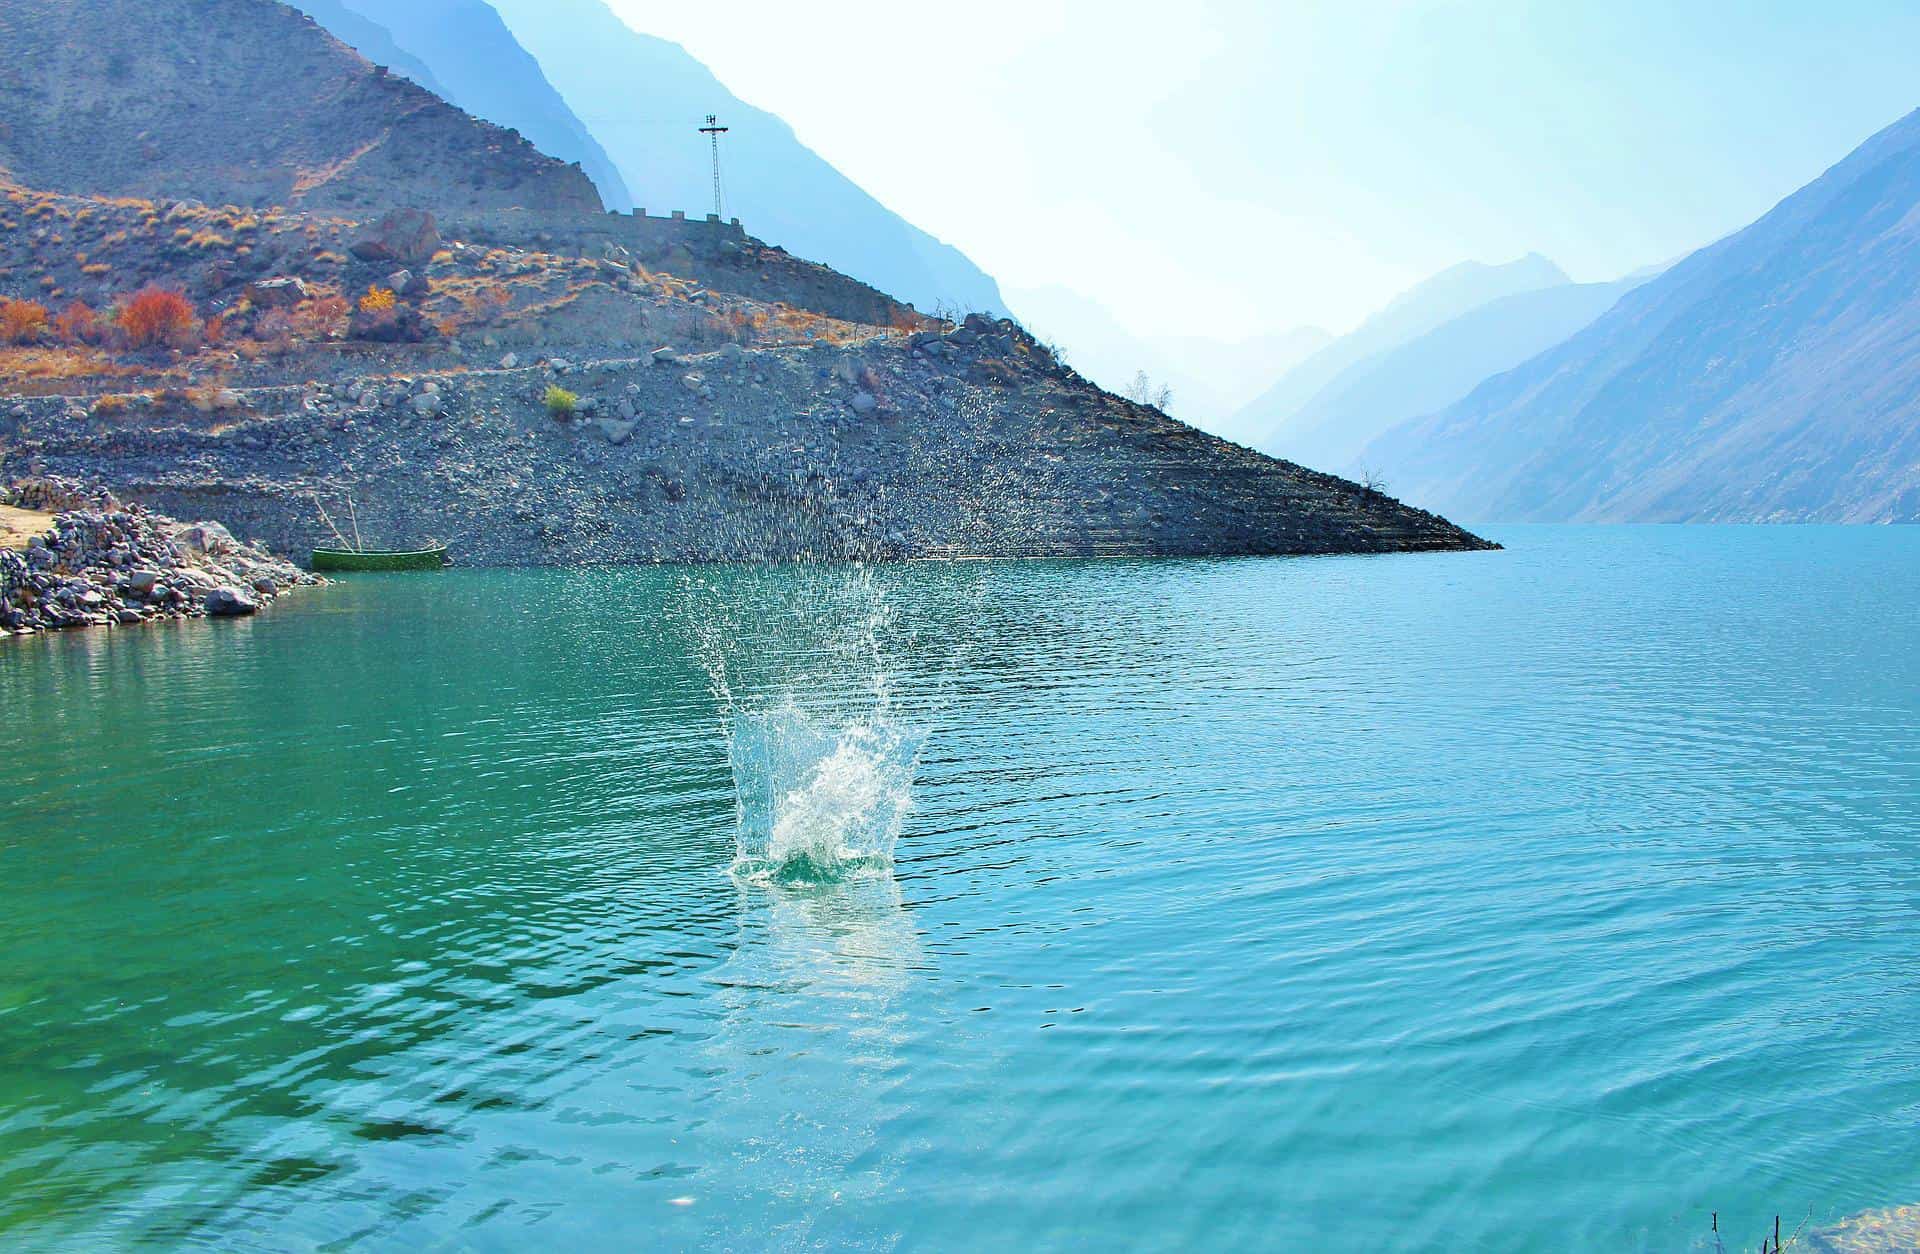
[{"left": 1, "top": 529, "right": 1918, "bottom": 1249}]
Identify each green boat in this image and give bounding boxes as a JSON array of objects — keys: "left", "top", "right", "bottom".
[{"left": 310, "top": 545, "right": 450, "bottom": 572}]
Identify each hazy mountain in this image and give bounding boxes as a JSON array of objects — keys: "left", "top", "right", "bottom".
[
  {"left": 291, "top": 0, "right": 632, "bottom": 212},
  {"left": 1279, "top": 273, "right": 1651, "bottom": 476},
  {"left": 1238, "top": 253, "right": 1570, "bottom": 461},
  {"left": 0, "top": 0, "right": 601, "bottom": 214},
  {"left": 1366, "top": 108, "right": 1920, "bottom": 524},
  {"left": 485, "top": 0, "right": 1007, "bottom": 317},
  {"left": 1006, "top": 284, "right": 1328, "bottom": 435}
]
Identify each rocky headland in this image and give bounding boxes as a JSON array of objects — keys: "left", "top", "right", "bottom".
[{"left": 0, "top": 0, "right": 1496, "bottom": 577}]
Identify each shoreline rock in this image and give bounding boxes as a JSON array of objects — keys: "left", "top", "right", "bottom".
[{"left": 1, "top": 479, "right": 321, "bottom": 639}]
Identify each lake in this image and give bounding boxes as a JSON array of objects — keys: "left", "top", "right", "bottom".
[{"left": 3, "top": 526, "right": 1917, "bottom": 1250}]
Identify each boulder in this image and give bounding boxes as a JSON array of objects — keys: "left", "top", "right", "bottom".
[
  {"left": 350, "top": 208, "right": 441, "bottom": 265},
  {"left": 596, "top": 418, "right": 636, "bottom": 446},
  {"left": 650, "top": 346, "right": 680, "bottom": 366},
  {"left": 173, "top": 521, "right": 236, "bottom": 556},
  {"left": 204, "top": 587, "right": 258, "bottom": 617},
  {"left": 244, "top": 277, "right": 310, "bottom": 310},
  {"left": 850, "top": 391, "right": 880, "bottom": 415},
  {"left": 387, "top": 268, "right": 431, "bottom": 298},
  {"left": 348, "top": 304, "right": 435, "bottom": 343},
  {"left": 410, "top": 392, "right": 443, "bottom": 418},
  {"left": 124, "top": 569, "right": 161, "bottom": 595}
]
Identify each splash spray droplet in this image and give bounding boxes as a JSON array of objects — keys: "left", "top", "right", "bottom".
[{"left": 729, "top": 705, "right": 925, "bottom": 884}]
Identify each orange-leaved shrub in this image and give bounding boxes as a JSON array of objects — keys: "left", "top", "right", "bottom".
[
  {"left": 359, "top": 285, "right": 396, "bottom": 314},
  {"left": 53, "top": 301, "right": 99, "bottom": 346},
  {"left": 115, "top": 286, "right": 200, "bottom": 349},
  {"left": 296, "top": 294, "right": 350, "bottom": 339},
  {"left": 0, "top": 298, "right": 50, "bottom": 345}
]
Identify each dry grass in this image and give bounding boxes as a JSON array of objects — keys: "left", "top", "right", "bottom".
[{"left": 0, "top": 345, "right": 134, "bottom": 383}]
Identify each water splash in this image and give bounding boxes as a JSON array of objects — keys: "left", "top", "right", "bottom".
[
  {"left": 728, "top": 705, "right": 925, "bottom": 883},
  {"left": 667, "top": 564, "right": 992, "bottom": 882}
]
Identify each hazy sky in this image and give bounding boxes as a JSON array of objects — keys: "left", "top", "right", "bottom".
[{"left": 610, "top": 1, "right": 1920, "bottom": 339}]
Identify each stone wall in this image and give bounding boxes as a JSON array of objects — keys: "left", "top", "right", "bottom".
[{"left": 446, "top": 207, "right": 743, "bottom": 255}]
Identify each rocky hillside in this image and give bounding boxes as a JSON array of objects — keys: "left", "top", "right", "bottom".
[
  {"left": 0, "top": 187, "right": 1487, "bottom": 561},
  {"left": 1, "top": 316, "right": 1489, "bottom": 564},
  {"left": 0, "top": 0, "right": 1491, "bottom": 563},
  {"left": 0, "top": 189, "right": 930, "bottom": 400},
  {"left": 0, "top": 0, "right": 602, "bottom": 215},
  {"left": 274, "top": 0, "right": 451, "bottom": 99},
  {"left": 291, "top": 0, "right": 633, "bottom": 212},
  {"left": 1369, "top": 109, "right": 1920, "bottom": 523}
]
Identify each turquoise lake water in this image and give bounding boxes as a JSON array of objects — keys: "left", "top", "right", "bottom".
[{"left": 3, "top": 527, "right": 1918, "bottom": 1250}]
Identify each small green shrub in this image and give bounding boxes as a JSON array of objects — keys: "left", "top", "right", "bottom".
[{"left": 544, "top": 384, "right": 578, "bottom": 418}]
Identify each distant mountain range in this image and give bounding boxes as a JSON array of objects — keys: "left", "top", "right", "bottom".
[
  {"left": 1367, "top": 107, "right": 1920, "bottom": 523},
  {"left": 1281, "top": 271, "right": 1654, "bottom": 477},
  {"left": 1238, "top": 254, "right": 1572, "bottom": 459},
  {"left": 293, "top": 0, "right": 633, "bottom": 213}
]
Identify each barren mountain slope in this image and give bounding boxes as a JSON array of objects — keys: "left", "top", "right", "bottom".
[
  {"left": 0, "top": 0, "right": 602, "bottom": 215},
  {"left": 1369, "top": 109, "right": 1920, "bottom": 523}
]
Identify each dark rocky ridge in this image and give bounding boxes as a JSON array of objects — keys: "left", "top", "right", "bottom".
[{"left": 0, "top": 0, "right": 602, "bottom": 215}]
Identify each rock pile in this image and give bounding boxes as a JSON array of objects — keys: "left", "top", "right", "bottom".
[{"left": 1, "top": 479, "right": 321, "bottom": 638}]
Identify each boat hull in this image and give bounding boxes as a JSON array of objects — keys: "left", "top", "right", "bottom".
[{"left": 310, "top": 546, "right": 449, "bottom": 572}]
